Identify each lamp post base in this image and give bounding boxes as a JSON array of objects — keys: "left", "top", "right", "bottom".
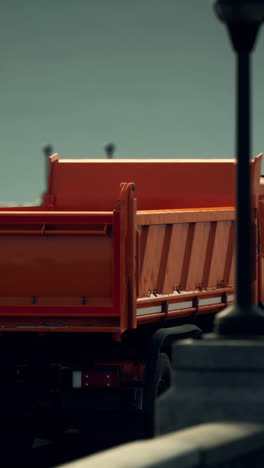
[
  {"left": 214, "top": 304, "right": 264, "bottom": 336},
  {"left": 158, "top": 335, "right": 264, "bottom": 436}
]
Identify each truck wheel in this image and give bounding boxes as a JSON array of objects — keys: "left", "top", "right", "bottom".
[{"left": 143, "top": 352, "right": 172, "bottom": 438}]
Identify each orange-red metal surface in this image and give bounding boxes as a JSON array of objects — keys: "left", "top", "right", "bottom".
[
  {"left": 0, "top": 153, "right": 262, "bottom": 334},
  {"left": 137, "top": 209, "right": 235, "bottom": 298},
  {"left": 0, "top": 212, "right": 117, "bottom": 335},
  {"left": 0, "top": 316, "right": 120, "bottom": 333},
  {"left": 0, "top": 213, "right": 113, "bottom": 301},
  {"left": 43, "top": 155, "right": 237, "bottom": 211}
]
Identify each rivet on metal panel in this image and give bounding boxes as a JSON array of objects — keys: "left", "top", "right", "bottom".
[
  {"left": 217, "top": 280, "right": 228, "bottom": 288},
  {"left": 148, "top": 289, "right": 158, "bottom": 297}
]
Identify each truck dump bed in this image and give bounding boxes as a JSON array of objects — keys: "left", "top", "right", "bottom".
[{"left": 0, "top": 154, "right": 261, "bottom": 334}]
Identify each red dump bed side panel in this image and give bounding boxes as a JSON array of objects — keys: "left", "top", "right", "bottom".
[
  {"left": 44, "top": 157, "right": 236, "bottom": 211},
  {"left": 0, "top": 211, "right": 123, "bottom": 333}
]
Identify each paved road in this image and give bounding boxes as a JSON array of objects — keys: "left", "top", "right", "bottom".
[
  {"left": 4, "top": 411, "right": 145, "bottom": 467},
  {"left": 2, "top": 436, "right": 119, "bottom": 468}
]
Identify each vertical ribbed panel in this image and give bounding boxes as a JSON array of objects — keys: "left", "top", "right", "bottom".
[
  {"left": 224, "top": 222, "right": 235, "bottom": 286},
  {"left": 139, "top": 225, "right": 166, "bottom": 297},
  {"left": 185, "top": 222, "right": 211, "bottom": 291},
  {"left": 161, "top": 224, "right": 189, "bottom": 294},
  {"left": 157, "top": 225, "right": 173, "bottom": 293},
  {"left": 138, "top": 219, "right": 235, "bottom": 298},
  {"left": 207, "top": 221, "right": 233, "bottom": 288},
  {"left": 180, "top": 224, "right": 195, "bottom": 291},
  {"left": 202, "top": 222, "right": 217, "bottom": 288},
  {"left": 229, "top": 248, "right": 235, "bottom": 287}
]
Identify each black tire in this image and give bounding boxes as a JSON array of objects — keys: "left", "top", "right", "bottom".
[{"left": 143, "top": 352, "right": 172, "bottom": 438}]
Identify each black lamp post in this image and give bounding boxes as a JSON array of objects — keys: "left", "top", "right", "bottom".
[{"left": 213, "top": 0, "right": 264, "bottom": 335}]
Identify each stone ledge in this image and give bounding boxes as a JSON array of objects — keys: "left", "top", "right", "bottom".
[
  {"left": 59, "top": 422, "right": 264, "bottom": 468},
  {"left": 171, "top": 337, "right": 264, "bottom": 370}
]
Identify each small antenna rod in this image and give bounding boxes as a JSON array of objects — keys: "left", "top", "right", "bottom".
[
  {"left": 104, "top": 142, "right": 116, "bottom": 159},
  {"left": 42, "top": 144, "right": 54, "bottom": 187}
]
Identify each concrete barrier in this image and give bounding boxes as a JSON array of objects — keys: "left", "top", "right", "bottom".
[
  {"left": 158, "top": 338, "right": 264, "bottom": 435},
  {"left": 58, "top": 422, "right": 264, "bottom": 467}
]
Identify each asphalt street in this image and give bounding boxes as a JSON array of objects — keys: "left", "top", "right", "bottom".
[{"left": 4, "top": 411, "right": 145, "bottom": 467}]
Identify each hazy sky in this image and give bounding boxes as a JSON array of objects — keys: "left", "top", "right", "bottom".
[{"left": 0, "top": 0, "right": 264, "bottom": 202}]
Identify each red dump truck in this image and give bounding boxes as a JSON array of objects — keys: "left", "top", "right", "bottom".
[{"left": 0, "top": 153, "right": 263, "bottom": 446}]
